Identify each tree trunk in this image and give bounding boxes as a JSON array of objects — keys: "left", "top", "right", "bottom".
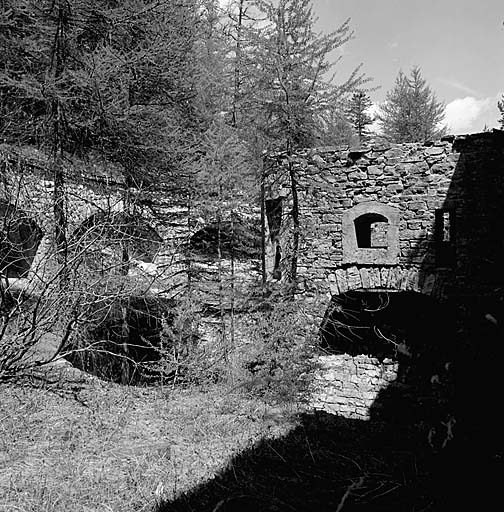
[{"left": 288, "top": 158, "right": 299, "bottom": 285}]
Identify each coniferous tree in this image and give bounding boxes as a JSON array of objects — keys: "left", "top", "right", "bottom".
[
  {"left": 0, "top": 0, "right": 200, "bottom": 187},
  {"left": 249, "top": 0, "right": 370, "bottom": 282},
  {"left": 378, "top": 66, "right": 446, "bottom": 143},
  {"left": 250, "top": 0, "right": 369, "bottom": 150},
  {"left": 0, "top": 0, "right": 200, "bottom": 293},
  {"left": 346, "top": 90, "right": 374, "bottom": 143},
  {"left": 497, "top": 96, "right": 504, "bottom": 128},
  {"left": 317, "top": 108, "right": 355, "bottom": 146}
]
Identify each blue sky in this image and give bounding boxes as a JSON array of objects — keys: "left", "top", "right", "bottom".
[{"left": 219, "top": 0, "right": 504, "bottom": 134}]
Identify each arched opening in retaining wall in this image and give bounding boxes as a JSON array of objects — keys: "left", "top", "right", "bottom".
[
  {"left": 314, "top": 290, "right": 454, "bottom": 420},
  {"left": 189, "top": 217, "right": 261, "bottom": 260},
  {"left": 70, "top": 211, "right": 163, "bottom": 271},
  {"left": 0, "top": 200, "right": 43, "bottom": 278},
  {"left": 66, "top": 296, "right": 198, "bottom": 385}
]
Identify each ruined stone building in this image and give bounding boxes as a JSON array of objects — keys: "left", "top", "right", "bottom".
[
  {"left": 264, "top": 130, "right": 504, "bottom": 420},
  {"left": 1, "top": 131, "right": 503, "bottom": 421}
]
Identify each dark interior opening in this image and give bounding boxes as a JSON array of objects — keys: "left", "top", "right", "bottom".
[
  {"left": 273, "top": 244, "right": 282, "bottom": 280},
  {"left": 66, "top": 296, "right": 196, "bottom": 385},
  {"left": 320, "top": 290, "right": 452, "bottom": 366},
  {"left": 354, "top": 213, "right": 388, "bottom": 248},
  {"left": 265, "top": 197, "right": 283, "bottom": 241},
  {"left": 435, "top": 208, "right": 455, "bottom": 265},
  {"left": 320, "top": 290, "right": 455, "bottom": 423},
  {"left": 0, "top": 200, "right": 43, "bottom": 278},
  {"left": 190, "top": 217, "right": 261, "bottom": 259}
]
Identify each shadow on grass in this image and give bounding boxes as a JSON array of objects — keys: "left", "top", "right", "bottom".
[
  {"left": 155, "top": 404, "right": 503, "bottom": 511},
  {"left": 155, "top": 133, "right": 504, "bottom": 511}
]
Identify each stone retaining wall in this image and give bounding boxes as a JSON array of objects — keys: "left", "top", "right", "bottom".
[{"left": 311, "top": 354, "right": 398, "bottom": 420}]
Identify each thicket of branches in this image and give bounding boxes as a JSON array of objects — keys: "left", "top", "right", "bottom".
[{"left": 1, "top": 0, "right": 372, "bottom": 387}]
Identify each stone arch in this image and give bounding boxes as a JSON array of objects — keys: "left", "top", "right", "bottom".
[
  {"left": 70, "top": 211, "right": 163, "bottom": 270},
  {"left": 342, "top": 201, "right": 400, "bottom": 265},
  {"left": 189, "top": 217, "right": 261, "bottom": 260},
  {"left": 0, "top": 200, "right": 43, "bottom": 278},
  {"left": 326, "top": 265, "right": 447, "bottom": 302},
  {"left": 313, "top": 263, "right": 452, "bottom": 419}
]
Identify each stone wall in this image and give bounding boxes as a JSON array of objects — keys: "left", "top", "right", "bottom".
[
  {"left": 265, "top": 131, "right": 504, "bottom": 301},
  {"left": 311, "top": 355, "right": 398, "bottom": 420},
  {"left": 0, "top": 145, "right": 196, "bottom": 292},
  {"left": 265, "top": 130, "right": 504, "bottom": 419}
]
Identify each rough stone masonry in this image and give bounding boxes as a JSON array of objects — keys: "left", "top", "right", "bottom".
[{"left": 264, "top": 130, "right": 504, "bottom": 419}]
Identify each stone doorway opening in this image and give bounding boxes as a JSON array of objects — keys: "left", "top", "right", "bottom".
[{"left": 314, "top": 290, "right": 454, "bottom": 420}]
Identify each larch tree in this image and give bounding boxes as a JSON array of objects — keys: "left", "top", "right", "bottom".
[
  {"left": 189, "top": 1, "right": 261, "bottom": 355},
  {"left": 1, "top": 0, "right": 200, "bottom": 186},
  {"left": 250, "top": 0, "right": 370, "bottom": 282},
  {"left": 378, "top": 66, "right": 446, "bottom": 143}
]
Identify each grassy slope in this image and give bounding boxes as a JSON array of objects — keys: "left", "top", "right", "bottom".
[
  {"left": 0, "top": 368, "right": 299, "bottom": 512},
  {"left": 2, "top": 364, "right": 493, "bottom": 512}
]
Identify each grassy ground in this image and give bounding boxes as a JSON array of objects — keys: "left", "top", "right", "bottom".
[
  {"left": 0, "top": 364, "right": 300, "bottom": 512},
  {"left": 2, "top": 362, "right": 498, "bottom": 511}
]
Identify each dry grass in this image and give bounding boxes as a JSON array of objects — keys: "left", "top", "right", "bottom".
[{"left": 0, "top": 365, "right": 301, "bottom": 512}]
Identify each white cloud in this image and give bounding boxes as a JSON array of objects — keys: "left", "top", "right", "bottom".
[
  {"left": 369, "top": 102, "right": 383, "bottom": 134},
  {"left": 443, "top": 96, "right": 500, "bottom": 134}
]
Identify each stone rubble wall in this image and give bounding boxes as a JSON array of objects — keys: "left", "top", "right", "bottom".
[
  {"left": 265, "top": 138, "right": 457, "bottom": 289},
  {"left": 311, "top": 354, "right": 398, "bottom": 420},
  {"left": 265, "top": 131, "right": 504, "bottom": 419},
  {"left": 1, "top": 144, "right": 262, "bottom": 302},
  {"left": 265, "top": 131, "right": 504, "bottom": 301}
]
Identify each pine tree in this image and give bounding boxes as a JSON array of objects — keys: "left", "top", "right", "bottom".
[
  {"left": 346, "top": 91, "right": 374, "bottom": 142},
  {"left": 378, "top": 66, "right": 446, "bottom": 143}
]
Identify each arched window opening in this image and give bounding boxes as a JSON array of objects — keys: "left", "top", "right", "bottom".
[
  {"left": 354, "top": 213, "right": 389, "bottom": 249},
  {"left": 343, "top": 202, "right": 399, "bottom": 265},
  {"left": 0, "top": 200, "right": 43, "bottom": 278}
]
